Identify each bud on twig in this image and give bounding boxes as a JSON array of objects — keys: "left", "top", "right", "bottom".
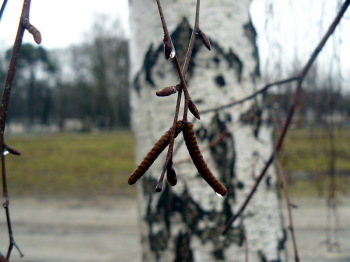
[
  {"left": 188, "top": 99, "right": 200, "bottom": 119},
  {"left": 198, "top": 29, "right": 211, "bottom": 50},
  {"left": 156, "top": 85, "right": 180, "bottom": 97},
  {"left": 163, "top": 33, "right": 176, "bottom": 60},
  {"left": 3, "top": 144, "right": 21, "bottom": 156},
  {"left": 0, "top": 253, "right": 7, "bottom": 262},
  {"left": 22, "top": 20, "right": 42, "bottom": 44},
  {"left": 166, "top": 163, "right": 177, "bottom": 186}
]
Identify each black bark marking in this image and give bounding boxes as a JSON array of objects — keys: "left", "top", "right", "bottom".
[
  {"left": 207, "top": 40, "right": 243, "bottom": 83},
  {"left": 195, "top": 126, "right": 207, "bottom": 141},
  {"left": 240, "top": 104, "right": 262, "bottom": 138},
  {"left": 193, "top": 98, "right": 204, "bottom": 104},
  {"left": 212, "top": 248, "right": 225, "bottom": 260},
  {"left": 143, "top": 180, "right": 244, "bottom": 260},
  {"left": 258, "top": 251, "right": 268, "bottom": 262},
  {"left": 278, "top": 229, "right": 287, "bottom": 251},
  {"left": 144, "top": 44, "right": 156, "bottom": 87},
  {"left": 133, "top": 22, "right": 246, "bottom": 95},
  {"left": 174, "top": 231, "right": 194, "bottom": 262},
  {"left": 208, "top": 113, "right": 235, "bottom": 187},
  {"left": 237, "top": 181, "right": 245, "bottom": 190},
  {"left": 212, "top": 56, "right": 221, "bottom": 66},
  {"left": 170, "top": 17, "right": 202, "bottom": 75},
  {"left": 265, "top": 175, "right": 272, "bottom": 189},
  {"left": 226, "top": 49, "right": 243, "bottom": 82},
  {"left": 214, "top": 74, "right": 226, "bottom": 87},
  {"left": 243, "top": 18, "right": 260, "bottom": 77},
  {"left": 133, "top": 72, "right": 141, "bottom": 94}
]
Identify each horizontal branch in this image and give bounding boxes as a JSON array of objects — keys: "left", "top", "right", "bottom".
[{"left": 200, "top": 76, "right": 300, "bottom": 115}]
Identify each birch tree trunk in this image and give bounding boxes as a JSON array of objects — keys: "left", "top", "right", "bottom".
[{"left": 129, "top": 1, "right": 286, "bottom": 261}]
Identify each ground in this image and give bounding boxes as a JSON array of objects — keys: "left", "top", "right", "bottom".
[{"left": 0, "top": 195, "right": 349, "bottom": 262}]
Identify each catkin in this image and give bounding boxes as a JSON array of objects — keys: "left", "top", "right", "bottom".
[
  {"left": 128, "top": 121, "right": 184, "bottom": 185},
  {"left": 182, "top": 121, "right": 228, "bottom": 196}
]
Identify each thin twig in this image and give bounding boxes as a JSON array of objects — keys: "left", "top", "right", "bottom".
[
  {"left": 200, "top": 76, "right": 300, "bottom": 115},
  {"left": 0, "top": 0, "right": 41, "bottom": 258},
  {"left": 155, "top": 0, "right": 202, "bottom": 191},
  {"left": 275, "top": 160, "right": 300, "bottom": 262},
  {"left": 0, "top": 0, "right": 8, "bottom": 21},
  {"left": 223, "top": 0, "right": 350, "bottom": 234}
]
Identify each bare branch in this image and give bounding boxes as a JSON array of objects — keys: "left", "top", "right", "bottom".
[
  {"left": 201, "top": 76, "right": 300, "bottom": 115},
  {"left": 275, "top": 160, "right": 300, "bottom": 262},
  {"left": 223, "top": 0, "right": 350, "bottom": 234},
  {"left": 0, "top": 0, "right": 8, "bottom": 21},
  {"left": 0, "top": 0, "right": 41, "bottom": 258}
]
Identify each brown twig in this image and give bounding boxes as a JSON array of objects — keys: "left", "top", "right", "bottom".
[
  {"left": 222, "top": 0, "right": 350, "bottom": 234},
  {"left": 275, "top": 160, "right": 300, "bottom": 262},
  {"left": 0, "top": 0, "right": 41, "bottom": 259},
  {"left": 200, "top": 76, "right": 300, "bottom": 115},
  {"left": 0, "top": 0, "right": 8, "bottom": 21},
  {"left": 155, "top": 0, "right": 207, "bottom": 192}
]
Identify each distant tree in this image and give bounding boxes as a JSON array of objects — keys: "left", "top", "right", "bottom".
[
  {"left": 5, "top": 43, "right": 57, "bottom": 126},
  {"left": 54, "top": 15, "right": 129, "bottom": 130}
]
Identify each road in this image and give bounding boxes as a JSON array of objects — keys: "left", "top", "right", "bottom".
[{"left": 0, "top": 196, "right": 349, "bottom": 262}]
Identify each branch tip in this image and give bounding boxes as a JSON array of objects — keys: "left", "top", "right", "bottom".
[{"left": 198, "top": 29, "right": 211, "bottom": 50}]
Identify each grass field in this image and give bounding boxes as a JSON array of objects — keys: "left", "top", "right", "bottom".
[
  {"left": 278, "top": 127, "right": 350, "bottom": 196},
  {"left": 5, "top": 131, "right": 136, "bottom": 198},
  {"left": 278, "top": 127, "right": 350, "bottom": 171},
  {"left": 3, "top": 127, "right": 350, "bottom": 198}
]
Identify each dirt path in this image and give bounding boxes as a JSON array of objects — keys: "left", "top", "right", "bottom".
[
  {"left": 0, "top": 196, "right": 349, "bottom": 262},
  {"left": 0, "top": 197, "right": 141, "bottom": 262}
]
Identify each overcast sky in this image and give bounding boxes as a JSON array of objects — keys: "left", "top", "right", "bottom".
[
  {"left": 0, "top": 0, "right": 129, "bottom": 50},
  {"left": 1, "top": 0, "right": 349, "bottom": 87}
]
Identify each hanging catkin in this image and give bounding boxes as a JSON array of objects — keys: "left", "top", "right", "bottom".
[
  {"left": 128, "top": 121, "right": 184, "bottom": 185},
  {"left": 182, "top": 121, "right": 228, "bottom": 196}
]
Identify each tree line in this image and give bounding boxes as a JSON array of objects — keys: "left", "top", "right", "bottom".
[{"left": 0, "top": 17, "right": 129, "bottom": 132}]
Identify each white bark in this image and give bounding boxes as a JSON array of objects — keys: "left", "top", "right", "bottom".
[{"left": 129, "top": 0, "right": 285, "bottom": 261}]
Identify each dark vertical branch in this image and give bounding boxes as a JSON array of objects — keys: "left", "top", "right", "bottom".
[
  {"left": 223, "top": 0, "right": 350, "bottom": 234},
  {"left": 275, "top": 161, "right": 300, "bottom": 262},
  {"left": 155, "top": 0, "right": 204, "bottom": 192},
  {"left": 0, "top": 0, "right": 41, "bottom": 259}
]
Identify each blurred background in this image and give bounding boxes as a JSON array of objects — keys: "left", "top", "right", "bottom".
[{"left": 0, "top": 0, "right": 349, "bottom": 261}]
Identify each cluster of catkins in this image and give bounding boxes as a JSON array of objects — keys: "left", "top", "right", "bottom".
[
  {"left": 128, "top": 120, "right": 228, "bottom": 196},
  {"left": 128, "top": 2, "right": 227, "bottom": 196}
]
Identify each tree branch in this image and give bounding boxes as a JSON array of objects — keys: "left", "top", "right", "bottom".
[
  {"left": 0, "top": 0, "right": 41, "bottom": 258},
  {"left": 200, "top": 76, "right": 300, "bottom": 115},
  {"left": 275, "top": 160, "right": 300, "bottom": 262},
  {"left": 155, "top": 0, "right": 205, "bottom": 192},
  {"left": 0, "top": 0, "right": 8, "bottom": 21},
  {"left": 223, "top": 0, "right": 350, "bottom": 234}
]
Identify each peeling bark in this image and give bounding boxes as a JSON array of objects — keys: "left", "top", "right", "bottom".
[{"left": 129, "top": 0, "right": 285, "bottom": 261}]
